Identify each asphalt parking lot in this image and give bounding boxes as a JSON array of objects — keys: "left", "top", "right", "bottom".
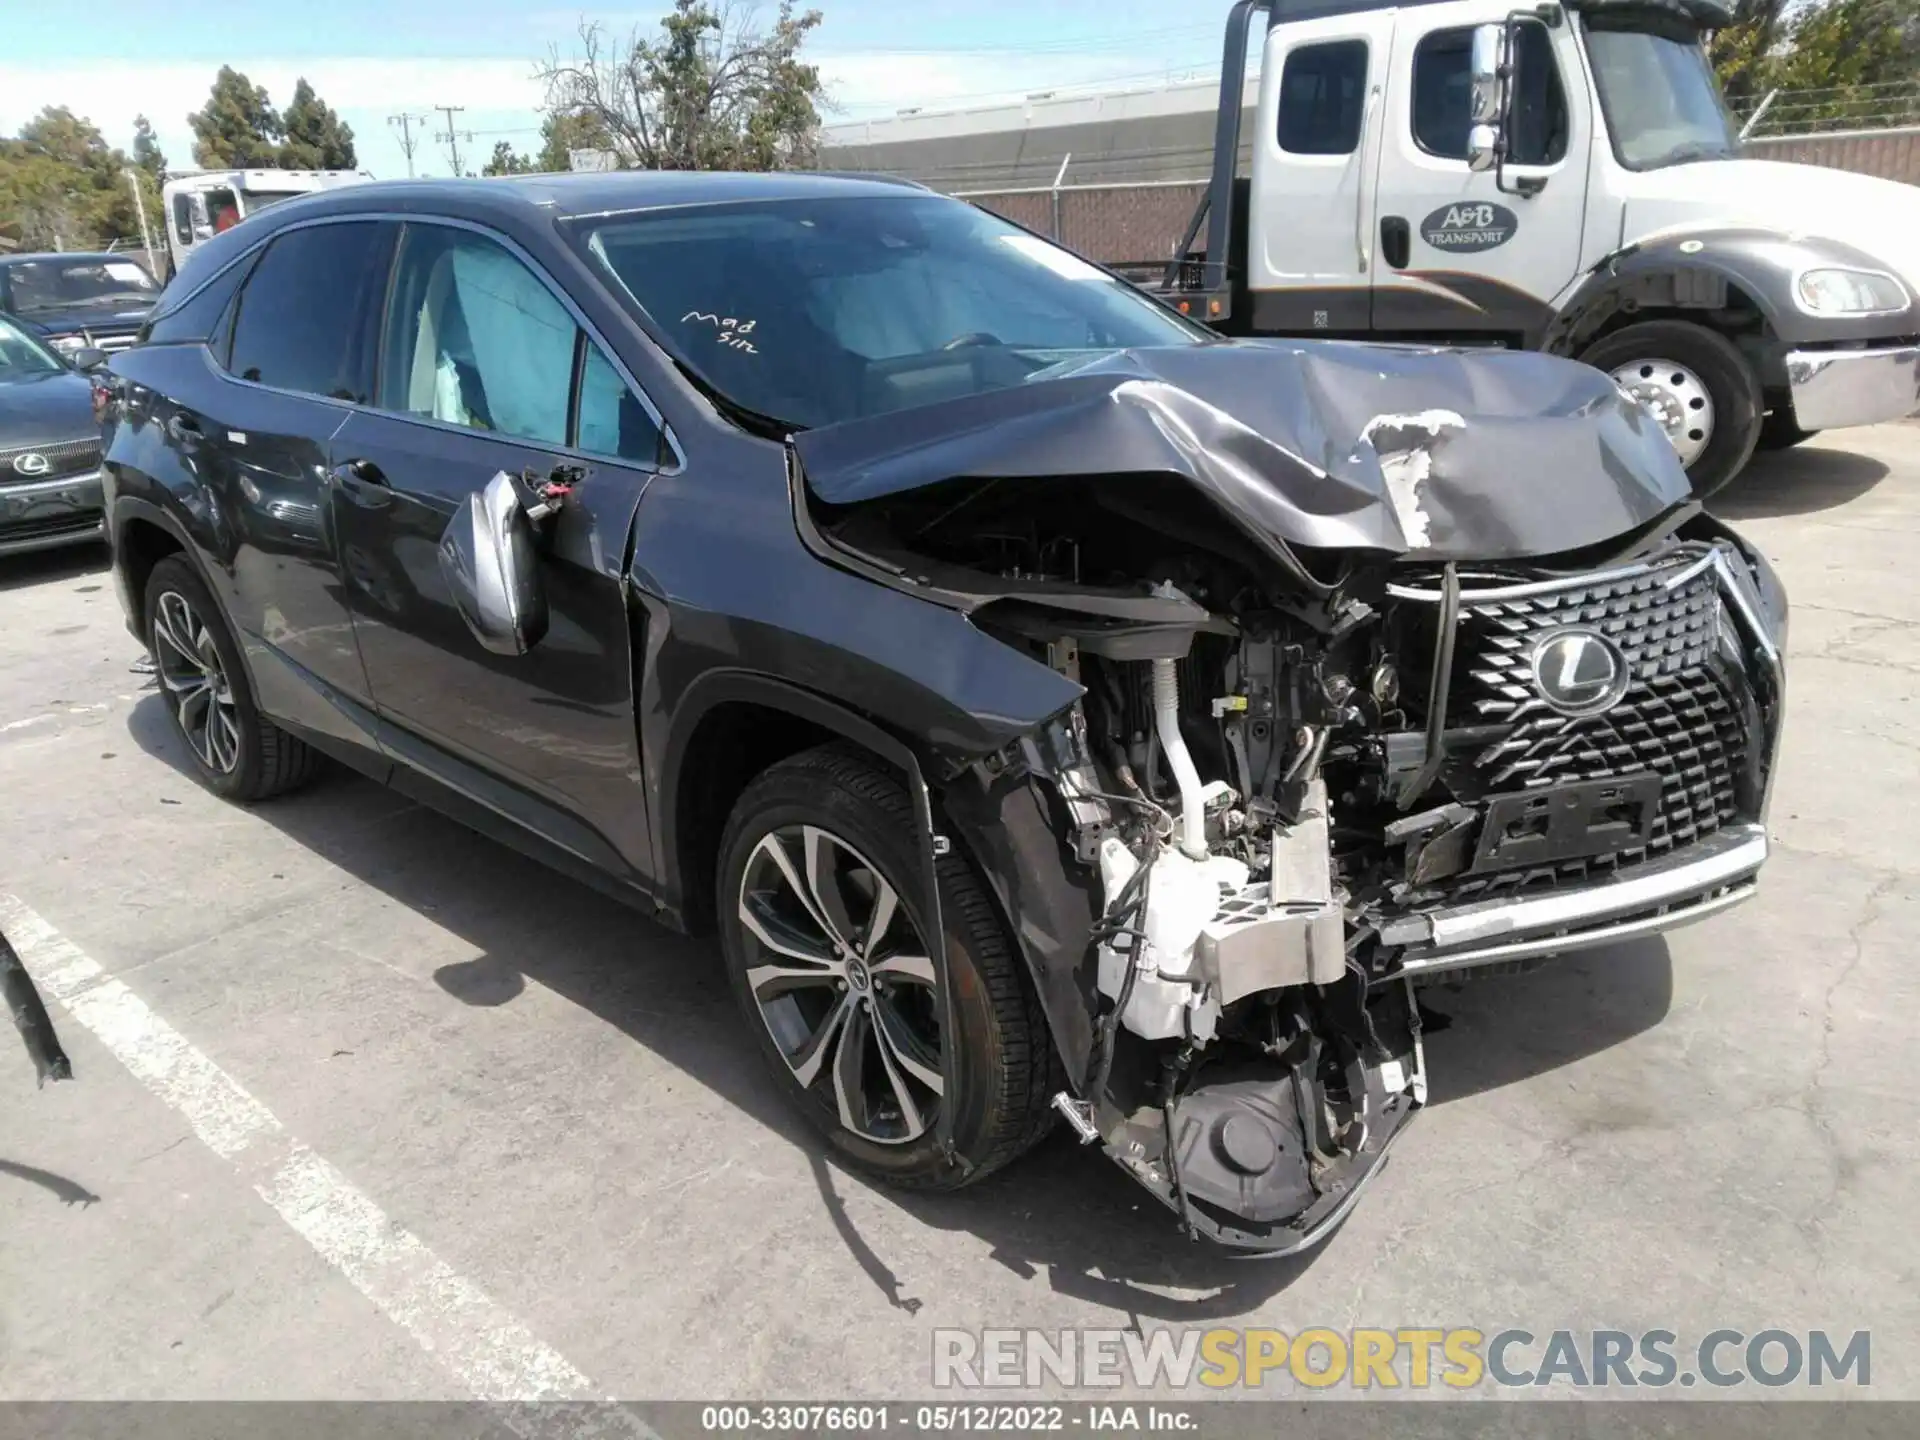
[{"left": 2, "top": 426, "right": 1917, "bottom": 1403}]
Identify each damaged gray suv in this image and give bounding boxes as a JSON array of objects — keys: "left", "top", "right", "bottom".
[{"left": 102, "top": 172, "right": 1786, "bottom": 1253}]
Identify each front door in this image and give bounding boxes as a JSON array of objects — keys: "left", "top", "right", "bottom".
[
  {"left": 330, "top": 220, "right": 667, "bottom": 877},
  {"left": 1369, "top": 4, "right": 1593, "bottom": 342},
  {"left": 1245, "top": 9, "right": 1398, "bottom": 334}
]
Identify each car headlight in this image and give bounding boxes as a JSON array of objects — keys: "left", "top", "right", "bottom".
[
  {"left": 1795, "top": 267, "right": 1908, "bottom": 316},
  {"left": 48, "top": 334, "right": 87, "bottom": 354}
]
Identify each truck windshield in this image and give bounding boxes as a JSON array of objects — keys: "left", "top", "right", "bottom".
[
  {"left": 574, "top": 194, "right": 1207, "bottom": 432},
  {"left": 1582, "top": 15, "right": 1737, "bottom": 169}
]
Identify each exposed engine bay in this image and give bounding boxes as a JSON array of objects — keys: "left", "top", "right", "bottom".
[{"left": 791, "top": 345, "right": 1787, "bottom": 1253}]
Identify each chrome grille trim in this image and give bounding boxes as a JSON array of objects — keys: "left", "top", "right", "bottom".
[{"left": 1, "top": 436, "right": 104, "bottom": 483}]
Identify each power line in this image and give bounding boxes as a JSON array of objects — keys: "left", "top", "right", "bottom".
[
  {"left": 388, "top": 113, "right": 428, "bottom": 178},
  {"left": 434, "top": 104, "right": 474, "bottom": 177}
]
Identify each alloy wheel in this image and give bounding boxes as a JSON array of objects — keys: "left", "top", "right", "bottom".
[
  {"left": 736, "top": 824, "right": 944, "bottom": 1145},
  {"left": 152, "top": 590, "right": 241, "bottom": 775},
  {"left": 1609, "top": 357, "right": 1715, "bottom": 468}
]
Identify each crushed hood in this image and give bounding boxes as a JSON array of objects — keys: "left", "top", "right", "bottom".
[{"left": 794, "top": 340, "right": 1692, "bottom": 563}]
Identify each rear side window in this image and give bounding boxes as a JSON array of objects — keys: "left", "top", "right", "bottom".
[
  {"left": 226, "top": 221, "right": 394, "bottom": 402},
  {"left": 1278, "top": 40, "right": 1370, "bottom": 155},
  {"left": 143, "top": 254, "right": 257, "bottom": 347},
  {"left": 1413, "top": 24, "right": 1567, "bottom": 164}
]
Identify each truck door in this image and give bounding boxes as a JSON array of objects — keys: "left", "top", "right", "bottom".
[
  {"left": 1369, "top": 3, "right": 1592, "bottom": 343},
  {"left": 1245, "top": 10, "right": 1398, "bottom": 333}
]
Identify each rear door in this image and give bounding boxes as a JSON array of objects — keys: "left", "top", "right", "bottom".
[
  {"left": 167, "top": 219, "right": 395, "bottom": 714},
  {"left": 1369, "top": 5, "right": 1592, "bottom": 340},
  {"left": 1244, "top": 11, "right": 1398, "bottom": 333},
  {"left": 329, "top": 219, "right": 669, "bottom": 876}
]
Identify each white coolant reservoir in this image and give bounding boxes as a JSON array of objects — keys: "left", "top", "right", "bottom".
[{"left": 1095, "top": 840, "right": 1249, "bottom": 1043}]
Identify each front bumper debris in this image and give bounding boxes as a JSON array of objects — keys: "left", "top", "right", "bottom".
[
  {"left": 1785, "top": 343, "right": 1920, "bottom": 431},
  {"left": 1381, "top": 822, "right": 1766, "bottom": 977}
]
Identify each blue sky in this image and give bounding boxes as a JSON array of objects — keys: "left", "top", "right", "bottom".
[{"left": 0, "top": 1, "right": 1225, "bottom": 180}]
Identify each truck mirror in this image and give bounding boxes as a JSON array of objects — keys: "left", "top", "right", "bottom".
[
  {"left": 1469, "top": 24, "right": 1508, "bottom": 125},
  {"left": 1467, "top": 124, "right": 1501, "bottom": 173}
]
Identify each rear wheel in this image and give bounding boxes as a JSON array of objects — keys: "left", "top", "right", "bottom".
[
  {"left": 717, "top": 744, "right": 1054, "bottom": 1189},
  {"left": 1582, "top": 320, "right": 1762, "bottom": 498},
  {"left": 144, "top": 556, "right": 323, "bottom": 802}
]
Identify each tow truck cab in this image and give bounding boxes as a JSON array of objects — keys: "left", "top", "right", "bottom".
[
  {"left": 1168, "top": 0, "right": 1920, "bottom": 492},
  {"left": 160, "top": 169, "right": 373, "bottom": 280}
]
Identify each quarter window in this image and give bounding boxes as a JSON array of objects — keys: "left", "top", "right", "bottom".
[
  {"left": 574, "top": 342, "right": 664, "bottom": 465},
  {"left": 226, "top": 221, "right": 393, "bottom": 400},
  {"left": 379, "top": 225, "right": 575, "bottom": 448},
  {"left": 1277, "top": 40, "right": 1370, "bottom": 155},
  {"left": 171, "top": 194, "right": 195, "bottom": 246},
  {"left": 1412, "top": 24, "right": 1568, "bottom": 164}
]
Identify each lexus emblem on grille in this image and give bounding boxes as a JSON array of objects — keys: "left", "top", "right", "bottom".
[
  {"left": 1531, "top": 629, "right": 1630, "bottom": 716},
  {"left": 11, "top": 452, "right": 51, "bottom": 477}
]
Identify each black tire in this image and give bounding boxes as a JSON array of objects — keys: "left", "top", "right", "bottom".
[
  {"left": 1758, "top": 408, "right": 1819, "bottom": 451},
  {"left": 1581, "top": 320, "right": 1763, "bottom": 498},
  {"left": 144, "top": 555, "right": 323, "bottom": 802},
  {"left": 717, "top": 743, "right": 1055, "bottom": 1189}
]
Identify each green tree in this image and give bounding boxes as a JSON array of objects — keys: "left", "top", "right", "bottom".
[
  {"left": 1712, "top": 0, "right": 1920, "bottom": 130},
  {"left": 536, "top": 0, "right": 827, "bottom": 171},
  {"left": 536, "top": 108, "right": 613, "bottom": 171},
  {"left": 481, "top": 140, "right": 534, "bottom": 176},
  {"left": 279, "top": 79, "right": 358, "bottom": 169},
  {"left": 132, "top": 114, "right": 167, "bottom": 182},
  {"left": 0, "top": 106, "right": 157, "bottom": 253},
  {"left": 189, "top": 66, "right": 283, "bottom": 168}
]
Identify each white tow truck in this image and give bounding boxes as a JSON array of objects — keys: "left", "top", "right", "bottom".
[
  {"left": 1151, "top": 0, "right": 1920, "bottom": 491},
  {"left": 160, "top": 169, "right": 373, "bottom": 281}
]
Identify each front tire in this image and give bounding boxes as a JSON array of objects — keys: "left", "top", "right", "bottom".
[
  {"left": 717, "top": 744, "right": 1054, "bottom": 1189},
  {"left": 144, "top": 555, "right": 323, "bottom": 802},
  {"left": 1582, "top": 320, "right": 1763, "bottom": 498}
]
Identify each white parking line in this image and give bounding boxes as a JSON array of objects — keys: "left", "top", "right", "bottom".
[{"left": 1, "top": 894, "right": 653, "bottom": 1429}]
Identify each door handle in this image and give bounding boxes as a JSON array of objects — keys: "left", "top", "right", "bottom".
[
  {"left": 332, "top": 457, "right": 392, "bottom": 507},
  {"left": 1380, "top": 216, "right": 1410, "bottom": 271}
]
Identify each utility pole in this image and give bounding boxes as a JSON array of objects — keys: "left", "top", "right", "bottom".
[
  {"left": 434, "top": 105, "right": 472, "bottom": 177},
  {"left": 124, "top": 168, "right": 158, "bottom": 276},
  {"left": 388, "top": 113, "right": 428, "bottom": 178}
]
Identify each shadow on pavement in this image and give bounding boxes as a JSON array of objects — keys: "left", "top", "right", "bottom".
[
  {"left": 0, "top": 541, "right": 110, "bottom": 597},
  {"left": 125, "top": 692, "right": 1671, "bottom": 1319},
  {"left": 1712, "top": 443, "right": 1889, "bottom": 521}
]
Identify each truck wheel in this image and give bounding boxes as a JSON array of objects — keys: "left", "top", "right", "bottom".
[
  {"left": 717, "top": 744, "right": 1055, "bottom": 1190},
  {"left": 1757, "top": 409, "right": 1819, "bottom": 451},
  {"left": 1583, "top": 321, "right": 1762, "bottom": 497}
]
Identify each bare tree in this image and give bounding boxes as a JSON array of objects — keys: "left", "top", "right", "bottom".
[{"left": 536, "top": 1, "right": 826, "bottom": 172}]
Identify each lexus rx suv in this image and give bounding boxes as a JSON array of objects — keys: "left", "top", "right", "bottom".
[{"left": 100, "top": 173, "right": 1786, "bottom": 1253}]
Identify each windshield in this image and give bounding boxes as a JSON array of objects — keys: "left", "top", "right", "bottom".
[
  {"left": 3, "top": 257, "right": 159, "bottom": 315},
  {"left": 1583, "top": 15, "right": 1738, "bottom": 169},
  {"left": 0, "top": 316, "right": 65, "bottom": 379},
  {"left": 574, "top": 194, "right": 1207, "bottom": 431}
]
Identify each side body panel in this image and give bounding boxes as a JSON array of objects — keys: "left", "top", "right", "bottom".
[{"left": 329, "top": 407, "right": 657, "bottom": 881}]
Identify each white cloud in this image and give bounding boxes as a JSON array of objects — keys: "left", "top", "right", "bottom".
[
  {"left": 0, "top": 58, "right": 547, "bottom": 179},
  {"left": 0, "top": 48, "right": 1184, "bottom": 178}
]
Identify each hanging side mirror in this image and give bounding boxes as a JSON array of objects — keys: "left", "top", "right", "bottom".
[
  {"left": 71, "top": 346, "right": 109, "bottom": 374},
  {"left": 437, "top": 470, "right": 549, "bottom": 656}
]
